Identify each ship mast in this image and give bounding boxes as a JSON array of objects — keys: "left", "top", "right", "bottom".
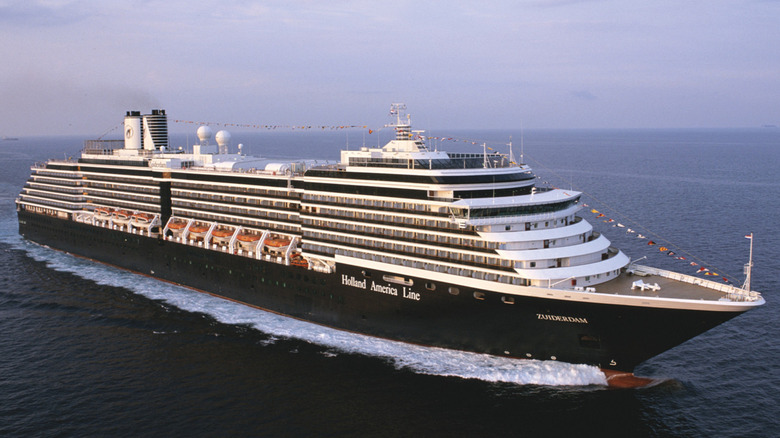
[{"left": 742, "top": 233, "right": 754, "bottom": 292}]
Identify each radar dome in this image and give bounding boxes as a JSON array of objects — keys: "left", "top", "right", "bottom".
[
  {"left": 197, "top": 125, "right": 213, "bottom": 144},
  {"left": 215, "top": 130, "right": 231, "bottom": 146},
  {"left": 216, "top": 130, "right": 231, "bottom": 154}
]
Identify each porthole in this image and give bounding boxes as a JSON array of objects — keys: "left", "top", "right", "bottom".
[
  {"left": 501, "top": 296, "right": 515, "bottom": 304},
  {"left": 425, "top": 282, "right": 436, "bottom": 291},
  {"left": 473, "top": 292, "right": 486, "bottom": 300},
  {"left": 448, "top": 287, "right": 460, "bottom": 296}
]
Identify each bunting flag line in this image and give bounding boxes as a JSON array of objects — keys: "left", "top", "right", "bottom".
[
  {"left": 173, "top": 119, "right": 370, "bottom": 131},
  {"left": 583, "top": 203, "right": 735, "bottom": 285}
]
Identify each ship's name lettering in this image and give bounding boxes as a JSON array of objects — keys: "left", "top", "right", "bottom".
[
  {"left": 342, "top": 275, "right": 366, "bottom": 289},
  {"left": 536, "top": 313, "right": 588, "bottom": 324},
  {"left": 341, "top": 275, "right": 420, "bottom": 301},
  {"left": 371, "top": 281, "right": 398, "bottom": 296},
  {"left": 403, "top": 287, "right": 420, "bottom": 301}
]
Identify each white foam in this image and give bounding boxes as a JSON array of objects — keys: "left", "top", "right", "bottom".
[{"left": 11, "top": 235, "right": 607, "bottom": 386}]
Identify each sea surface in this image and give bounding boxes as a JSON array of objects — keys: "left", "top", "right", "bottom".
[{"left": 0, "top": 128, "right": 778, "bottom": 437}]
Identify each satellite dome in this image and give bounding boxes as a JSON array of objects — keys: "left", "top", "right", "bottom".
[
  {"left": 215, "top": 130, "right": 231, "bottom": 146},
  {"left": 197, "top": 125, "right": 213, "bottom": 143},
  {"left": 216, "top": 130, "right": 231, "bottom": 154}
]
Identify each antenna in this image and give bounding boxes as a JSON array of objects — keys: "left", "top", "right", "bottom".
[
  {"left": 389, "top": 103, "right": 407, "bottom": 125},
  {"left": 742, "top": 233, "right": 754, "bottom": 291},
  {"left": 508, "top": 135, "right": 514, "bottom": 165},
  {"left": 520, "top": 122, "right": 525, "bottom": 164}
]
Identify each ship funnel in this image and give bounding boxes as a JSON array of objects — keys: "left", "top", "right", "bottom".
[
  {"left": 124, "top": 111, "right": 142, "bottom": 150},
  {"left": 142, "top": 109, "right": 168, "bottom": 151},
  {"left": 124, "top": 109, "right": 168, "bottom": 151}
]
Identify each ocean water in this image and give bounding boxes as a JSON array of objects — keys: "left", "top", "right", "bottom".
[{"left": 0, "top": 128, "right": 778, "bottom": 437}]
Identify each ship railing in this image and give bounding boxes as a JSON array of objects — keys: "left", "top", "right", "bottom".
[
  {"left": 455, "top": 210, "right": 562, "bottom": 226},
  {"left": 82, "top": 140, "right": 125, "bottom": 155},
  {"left": 630, "top": 264, "right": 761, "bottom": 302},
  {"left": 183, "top": 166, "right": 306, "bottom": 177}
]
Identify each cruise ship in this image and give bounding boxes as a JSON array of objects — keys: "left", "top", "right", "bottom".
[{"left": 16, "top": 106, "right": 764, "bottom": 386}]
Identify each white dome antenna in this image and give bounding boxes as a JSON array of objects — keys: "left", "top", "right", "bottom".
[
  {"left": 197, "top": 125, "right": 213, "bottom": 146},
  {"left": 216, "top": 130, "right": 231, "bottom": 155}
]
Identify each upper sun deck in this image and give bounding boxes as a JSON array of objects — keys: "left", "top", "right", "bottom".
[
  {"left": 80, "top": 139, "right": 333, "bottom": 178},
  {"left": 341, "top": 104, "right": 517, "bottom": 171}
]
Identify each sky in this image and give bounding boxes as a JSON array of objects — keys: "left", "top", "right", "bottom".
[{"left": 1, "top": 0, "right": 779, "bottom": 136}]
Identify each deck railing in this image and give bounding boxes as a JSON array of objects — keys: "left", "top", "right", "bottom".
[{"left": 631, "top": 264, "right": 761, "bottom": 302}]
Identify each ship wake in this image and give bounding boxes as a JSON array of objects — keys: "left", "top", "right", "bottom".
[{"left": 12, "top": 235, "right": 607, "bottom": 387}]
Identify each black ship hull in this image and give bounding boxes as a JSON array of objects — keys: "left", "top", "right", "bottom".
[{"left": 18, "top": 210, "right": 741, "bottom": 374}]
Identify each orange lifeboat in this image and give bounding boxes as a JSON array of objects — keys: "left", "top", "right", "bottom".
[
  {"left": 112, "top": 209, "right": 132, "bottom": 224},
  {"left": 291, "top": 254, "right": 308, "bottom": 268},
  {"left": 236, "top": 233, "right": 261, "bottom": 242},
  {"left": 212, "top": 229, "right": 234, "bottom": 238},
  {"left": 168, "top": 220, "right": 187, "bottom": 230},
  {"left": 95, "top": 206, "right": 113, "bottom": 217},
  {"left": 131, "top": 212, "right": 154, "bottom": 224},
  {"left": 265, "top": 238, "right": 292, "bottom": 248},
  {"left": 189, "top": 225, "right": 209, "bottom": 234},
  {"left": 211, "top": 228, "right": 234, "bottom": 244}
]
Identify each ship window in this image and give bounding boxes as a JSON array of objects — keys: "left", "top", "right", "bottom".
[
  {"left": 383, "top": 275, "right": 413, "bottom": 286},
  {"left": 425, "top": 282, "right": 436, "bottom": 291},
  {"left": 448, "top": 287, "right": 460, "bottom": 296},
  {"left": 501, "top": 296, "right": 515, "bottom": 304},
  {"left": 473, "top": 292, "right": 486, "bottom": 301}
]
